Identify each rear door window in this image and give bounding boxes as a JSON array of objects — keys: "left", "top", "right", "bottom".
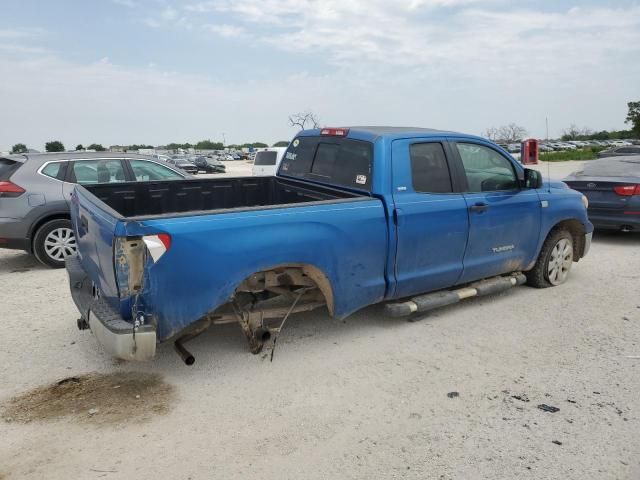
[
  {"left": 409, "top": 143, "right": 453, "bottom": 193},
  {"left": 70, "top": 159, "right": 127, "bottom": 184},
  {"left": 280, "top": 136, "right": 373, "bottom": 191},
  {"left": 254, "top": 151, "right": 278, "bottom": 166}
]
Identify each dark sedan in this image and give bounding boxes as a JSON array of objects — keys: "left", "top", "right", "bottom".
[
  {"left": 564, "top": 156, "right": 640, "bottom": 232},
  {"left": 167, "top": 157, "right": 199, "bottom": 175},
  {"left": 597, "top": 146, "right": 640, "bottom": 158},
  {"left": 191, "top": 156, "right": 226, "bottom": 173}
]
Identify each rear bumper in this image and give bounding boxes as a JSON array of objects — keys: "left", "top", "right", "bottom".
[
  {"left": 588, "top": 209, "right": 640, "bottom": 231},
  {"left": 0, "top": 217, "right": 30, "bottom": 252},
  {"left": 66, "top": 255, "right": 156, "bottom": 361}
]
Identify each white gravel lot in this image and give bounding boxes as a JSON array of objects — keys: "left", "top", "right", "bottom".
[{"left": 0, "top": 161, "right": 639, "bottom": 480}]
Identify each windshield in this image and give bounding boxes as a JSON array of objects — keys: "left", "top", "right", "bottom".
[
  {"left": 279, "top": 136, "right": 373, "bottom": 191},
  {"left": 254, "top": 151, "right": 278, "bottom": 166}
]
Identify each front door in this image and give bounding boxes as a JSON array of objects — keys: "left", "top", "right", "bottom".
[
  {"left": 450, "top": 141, "right": 541, "bottom": 283},
  {"left": 392, "top": 139, "right": 470, "bottom": 298}
]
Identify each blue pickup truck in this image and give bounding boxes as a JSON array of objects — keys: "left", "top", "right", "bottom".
[{"left": 66, "top": 127, "right": 592, "bottom": 363}]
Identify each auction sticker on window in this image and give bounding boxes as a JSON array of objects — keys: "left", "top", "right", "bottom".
[
  {"left": 292, "top": 139, "right": 300, "bottom": 148},
  {"left": 356, "top": 175, "right": 367, "bottom": 185}
]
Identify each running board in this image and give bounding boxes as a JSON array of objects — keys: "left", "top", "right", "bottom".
[{"left": 385, "top": 273, "right": 527, "bottom": 318}]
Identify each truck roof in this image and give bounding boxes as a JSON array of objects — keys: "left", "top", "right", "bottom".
[{"left": 298, "top": 126, "right": 479, "bottom": 142}]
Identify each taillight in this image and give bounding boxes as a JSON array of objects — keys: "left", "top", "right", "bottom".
[
  {"left": 142, "top": 233, "right": 172, "bottom": 262},
  {"left": 0, "top": 180, "right": 25, "bottom": 197},
  {"left": 613, "top": 185, "right": 640, "bottom": 196},
  {"left": 320, "top": 127, "right": 349, "bottom": 137}
]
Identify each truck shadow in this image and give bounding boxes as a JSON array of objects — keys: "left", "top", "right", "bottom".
[
  {"left": 0, "top": 251, "right": 46, "bottom": 274},
  {"left": 592, "top": 230, "right": 639, "bottom": 246},
  {"left": 149, "top": 303, "right": 409, "bottom": 371}
]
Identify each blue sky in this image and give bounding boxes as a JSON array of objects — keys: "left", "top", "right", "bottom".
[{"left": 1, "top": 0, "right": 639, "bottom": 150}]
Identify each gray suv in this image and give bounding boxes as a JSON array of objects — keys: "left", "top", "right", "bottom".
[{"left": 0, "top": 152, "right": 191, "bottom": 267}]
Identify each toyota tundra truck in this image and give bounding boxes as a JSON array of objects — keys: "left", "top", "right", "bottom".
[{"left": 66, "top": 127, "right": 592, "bottom": 363}]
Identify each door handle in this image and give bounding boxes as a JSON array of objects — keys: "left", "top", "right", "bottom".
[{"left": 469, "top": 202, "right": 489, "bottom": 213}]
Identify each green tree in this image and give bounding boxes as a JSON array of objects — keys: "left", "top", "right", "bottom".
[
  {"left": 127, "top": 144, "right": 154, "bottom": 150},
  {"left": 626, "top": 101, "right": 640, "bottom": 135},
  {"left": 87, "top": 143, "right": 106, "bottom": 151},
  {"left": 240, "top": 142, "right": 268, "bottom": 149},
  {"left": 11, "top": 143, "right": 27, "bottom": 154},
  {"left": 195, "top": 139, "right": 224, "bottom": 150},
  {"left": 75, "top": 144, "right": 84, "bottom": 151},
  {"left": 45, "top": 140, "right": 65, "bottom": 152},
  {"left": 166, "top": 142, "right": 192, "bottom": 150},
  {"left": 273, "top": 141, "right": 289, "bottom": 147}
]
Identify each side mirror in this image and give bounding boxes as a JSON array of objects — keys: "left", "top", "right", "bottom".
[{"left": 524, "top": 168, "right": 543, "bottom": 189}]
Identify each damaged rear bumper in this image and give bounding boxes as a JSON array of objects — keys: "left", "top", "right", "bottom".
[{"left": 66, "top": 255, "right": 156, "bottom": 361}]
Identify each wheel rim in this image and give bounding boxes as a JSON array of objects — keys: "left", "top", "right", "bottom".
[
  {"left": 44, "top": 227, "right": 76, "bottom": 262},
  {"left": 547, "top": 237, "right": 573, "bottom": 285}
]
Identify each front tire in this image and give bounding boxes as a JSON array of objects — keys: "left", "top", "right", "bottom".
[
  {"left": 33, "top": 219, "right": 76, "bottom": 268},
  {"left": 526, "top": 229, "right": 574, "bottom": 288}
]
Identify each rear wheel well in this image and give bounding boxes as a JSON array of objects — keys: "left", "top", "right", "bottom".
[
  {"left": 29, "top": 214, "right": 71, "bottom": 252},
  {"left": 234, "top": 264, "right": 334, "bottom": 316},
  {"left": 548, "top": 219, "right": 585, "bottom": 261}
]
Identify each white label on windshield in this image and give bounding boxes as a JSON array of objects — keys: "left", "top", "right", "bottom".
[
  {"left": 285, "top": 152, "right": 297, "bottom": 161},
  {"left": 293, "top": 139, "right": 300, "bottom": 147},
  {"left": 356, "top": 175, "right": 367, "bottom": 185}
]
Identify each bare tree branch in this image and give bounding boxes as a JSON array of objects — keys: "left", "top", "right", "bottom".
[{"left": 288, "top": 111, "right": 320, "bottom": 131}]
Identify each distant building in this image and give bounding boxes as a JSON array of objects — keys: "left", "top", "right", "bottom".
[{"left": 109, "top": 145, "right": 126, "bottom": 152}]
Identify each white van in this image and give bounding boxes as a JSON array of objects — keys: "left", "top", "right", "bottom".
[{"left": 252, "top": 147, "right": 286, "bottom": 176}]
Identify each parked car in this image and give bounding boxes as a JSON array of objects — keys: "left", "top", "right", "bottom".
[
  {"left": 0, "top": 152, "right": 191, "bottom": 267},
  {"left": 251, "top": 148, "right": 286, "bottom": 176},
  {"left": 166, "top": 157, "right": 198, "bottom": 175},
  {"left": 65, "top": 126, "right": 592, "bottom": 363},
  {"left": 539, "top": 144, "right": 555, "bottom": 152},
  {"left": 610, "top": 140, "right": 632, "bottom": 147},
  {"left": 596, "top": 146, "right": 640, "bottom": 158},
  {"left": 191, "top": 155, "right": 226, "bottom": 173},
  {"left": 506, "top": 143, "right": 520, "bottom": 153},
  {"left": 564, "top": 156, "right": 640, "bottom": 232}
]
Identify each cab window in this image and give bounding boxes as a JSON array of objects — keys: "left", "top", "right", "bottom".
[
  {"left": 409, "top": 143, "right": 453, "bottom": 193},
  {"left": 456, "top": 143, "right": 518, "bottom": 192}
]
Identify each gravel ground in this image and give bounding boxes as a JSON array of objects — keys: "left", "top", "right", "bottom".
[{"left": 0, "top": 161, "right": 638, "bottom": 479}]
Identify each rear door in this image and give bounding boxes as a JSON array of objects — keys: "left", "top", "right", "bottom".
[
  {"left": 391, "top": 138, "right": 469, "bottom": 298},
  {"left": 450, "top": 141, "right": 541, "bottom": 282}
]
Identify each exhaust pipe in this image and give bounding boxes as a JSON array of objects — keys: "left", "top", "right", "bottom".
[{"left": 174, "top": 339, "right": 195, "bottom": 366}]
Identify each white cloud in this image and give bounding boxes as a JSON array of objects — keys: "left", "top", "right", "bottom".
[
  {"left": 111, "top": 0, "right": 137, "bottom": 7},
  {"left": 1, "top": 1, "right": 639, "bottom": 151},
  {"left": 204, "top": 23, "right": 246, "bottom": 38}
]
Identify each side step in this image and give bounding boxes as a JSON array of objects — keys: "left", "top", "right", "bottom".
[{"left": 385, "top": 273, "right": 527, "bottom": 318}]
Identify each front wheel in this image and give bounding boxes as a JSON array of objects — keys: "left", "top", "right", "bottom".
[
  {"left": 526, "top": 229, "right": 574, "bottom": 288},
  {"left": 33, "top": 218, "right": 76, "bottom": 268}
]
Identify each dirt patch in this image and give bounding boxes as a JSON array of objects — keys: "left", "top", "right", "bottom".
[{"left": 1, "top": 372, "right": 175, "bottom": 426}]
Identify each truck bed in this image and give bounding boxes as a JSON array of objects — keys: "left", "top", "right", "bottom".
[{"left": 83, "top": 176, "right": 365, "bottom": 218}]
